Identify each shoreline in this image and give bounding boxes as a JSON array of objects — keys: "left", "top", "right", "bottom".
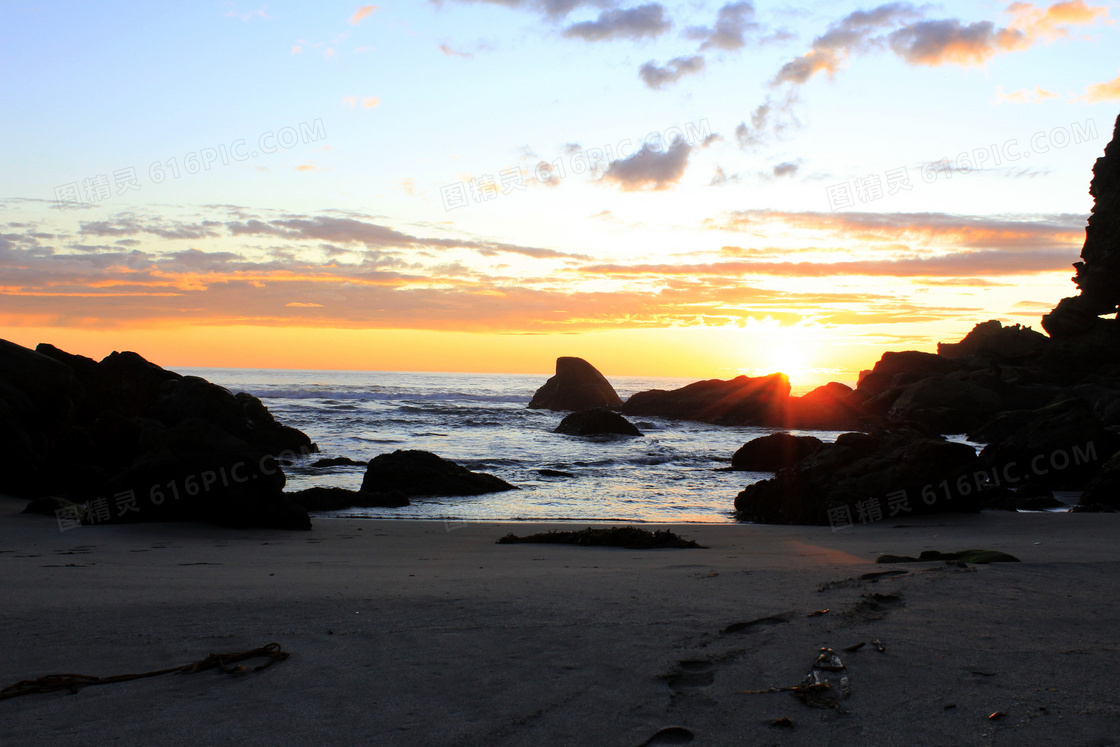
[{"left": 4, "top": 494, "right": 1120, "bottom": 744}]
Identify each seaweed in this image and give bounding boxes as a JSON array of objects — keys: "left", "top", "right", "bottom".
[{"left": 496, "top": 526, "right": 707, "bottom": 549}]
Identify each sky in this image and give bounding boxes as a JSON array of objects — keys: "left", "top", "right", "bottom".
[{"left": 1, "top": 0, "right": 1118, "bottom": 386}]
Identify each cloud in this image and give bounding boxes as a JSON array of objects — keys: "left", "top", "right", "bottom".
[
  {"left": 734, "top": 91, "right": 799, "bottom": 149},
  {"left": 685, "top": 1, "right": 758, "bottom": 51},
  {"left": 638, "top": 55, "right": 705, "bottom": 89},
  {"left": 362, "top": 96, "right": 380, "bottom": 108},
  {"left": 1084, "top": 69, "right": 1120, "bottom": 101},
  {"left": 349, "top": 5, "right": 379, "bottom": 25},
  {"left": 285, "top": 302, "right": 324, "bottom": 307},
  {"left": 440, "top": 0, "right": 609, "bottom": 20},
  {"left": 887, "top": 19, "right": 1027, "bottom": 66},
  {"left": 1006, "top": 1, "right": 1110, "bottom": 40},
  {"left": 440, "top": 43, "right": 473, "bottom": 58},
  {"left": 562, "top": 4, "right": 671, "bottom": 41},
  {"left": 995, "top": 84, "right": 1060, "bottom": 103},
  {"left": 772, "top": 2, "right": 923, "bottom": 85},
  {"left": 601, "top": 142, "right": 692, "bottom": 190},
  {"left": 772, "top": 161, "right": 799, "bottom": 178}
]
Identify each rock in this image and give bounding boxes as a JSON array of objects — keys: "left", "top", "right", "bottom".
[
  {"left": 734, "top": 430, "right": 981, "bottom": 525},
  {"left": 978, "top": 482, "right": 1064, "bottom": 511},
  {"left": 554, "top": 408, "right": 642, "bottom": 437},
  {"left": 527, "top": 357, "right": 622, "bottom": 411},
  {"left": 1079, "top": 449, "right": 1120, "bottom": 510},
  {"left": 1043, "top": 114, "right": 1120, "bottom": 336},
  {"left": 888, "top": 375, "right": 1001, "bottom": 433},
  {"left": 786, "top": 382, "right": 865, "bottom": 429},
  {"left": 978, "top": 398, "right": 1111, "bottom": 490},
  {"left": 360, "top": 450, "right": 517, "bottom": 497},
  {"left": 855, "top": 351, "right": 958, "bottom": 398},
  {"left": 496, "top": 526, "right": 706, "bottom": 549},
  {"left": 730, "top": 433, "right": 824, "bottom": 471},
  {"left": 937, "top": 320, "right": 1049, "bottom": 361},
  {"left": 311, "top": 456, "right": 367, "bottom": 468},
  {"left": 622, "top": 373, "right": 790, "bottom": 425},
  {"left": 875, "top": 549, "right": 1020, "bottom": 564},
  {"left": 99, "top": 418, "right": 311, "bottom": 530},
  {"left": 0, "top": 338, "right": 317, "bottom": 530},
  {"left": 287, "top": 486, "right": 409, "bottom": 511}
]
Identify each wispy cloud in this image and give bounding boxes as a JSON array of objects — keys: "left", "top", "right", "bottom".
[
  {"left": 639, "top": 55, "right": 704, "bottom": 89},
  {"left": 685, "top": 1, "right": 759, "bottom": 51},
  {"left": 349, "top": 5, "right": 380, "bottom": 25},
  {"left": 1083, "top": 69, "right": 1120, "bottom": 101},
  {"left": 563, "top": 3, "right": 671, "bottom": 41}
]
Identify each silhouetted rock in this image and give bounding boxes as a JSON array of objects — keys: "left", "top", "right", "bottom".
[
  {"left": 622, "top": 373, "right": 790, "bottom": 425},
  {"left": 1079, "top": 449, "right": 1120, "bottom": 510},
  {"left": 937, "top": 320, "right": 1049, "bottom": 361},
  {"left": 888, "top": 375, "right": 1001, "bottom": 434},
  {"left": 734, "top": 430, "right": 981, "bottom": 525},
  {"left": 977, "top": 398, "right": 1110, "bottom": 490},
  {"left": 527, "top": 357, "right": 623, "bottom": 411},
  {"left": 288, "top": 486, "right": 409, "bottom": 511},
  {"left": 2, "top": 338, "right": 318, "bottom": 530},
  {"left": 496, "top": 526, "right": 706, "bottom": 549},
  {"left": 554, "top": 407, "right": 642, "bottom": 437},
  {"left": 311, "top": 456, "right": 367, "bottom": 468},
  {"left": 856, "top": 351, "right": 958, "bottom": 398},
  {"left": 360, "top": 450, "right": 516, "bottom": 497},
  {"left": 1044, "top": 114, "right": 1120, "bottom": 337},
  {"left": 730, "top": 432, "right": 823, "bottom": 471},
  {"left": 786, "top": 382, "right": 866, "bottom": 429}
]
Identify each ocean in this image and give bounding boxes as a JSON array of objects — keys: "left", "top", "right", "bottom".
[{"left": 182, "top": 368, "right": 849, "bottom": 524}]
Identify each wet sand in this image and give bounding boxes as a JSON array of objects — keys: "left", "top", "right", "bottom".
[{"left": 2, "top": 495, "right": 1119, "bottom": 746}]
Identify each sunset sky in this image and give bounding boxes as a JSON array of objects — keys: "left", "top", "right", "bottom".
[{"left": 2, "top": 0, "right": 1118, "bottom": 386}]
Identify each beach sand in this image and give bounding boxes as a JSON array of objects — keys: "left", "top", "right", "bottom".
[{"left": 2, "top": 495, "right": 1119, "bottom": 746}]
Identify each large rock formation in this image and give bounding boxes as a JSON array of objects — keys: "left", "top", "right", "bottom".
[
  {"left": 527, "top": 357, "right": 623, "bottom": 411},
  {"left": 622, "top": 373, "right": 790, "bottom": 425},
  {"left": 734, "top": 430, "right": 982, "bottom": 525},
  {"left": 730, "top": 432, "right": 823, "bottom": 471},
  {"left": 3, "top": 339, "right": 316, "bottom": 529},
  {"left": 360, "top": 450, "right": 517, "bottom": 497},
  {"left": 554, "top": 408, "right": 642, "bottom": 437},
  {"left": 1043, "top": 114, "right": 1120, "bottom": 338}
]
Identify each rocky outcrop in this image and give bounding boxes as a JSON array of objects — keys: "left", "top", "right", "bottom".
[
  {"left": 4, "top": 338, "right": 316, "bottom": 530},
  {"left": 554, "top": 408, "right": 642, "bottom": 437},
  {"left": 1043, "top": 114, "right": 1120, "bottom": 337},
  {"left": 734, "top": 430, "right": 981, "bottom": 525},
  {"left": 360, "top": 450, "right": 516, "bottom": 497},
  {"left": 288, "top": 486, "right": 410, "bottom": 511},
  {"left": 937, "top": 320, "right": 1049, "bottom": 362},
  {"left": 528, "top": 357, "right": 623, "bottom": 411},
  {"left": 785, "top": 382, "right": 866, "bottom": 429},
  {"left": 622, "top": 373, "right": 790, "bottom": 425},
  {"left": 730, "top": 433, "right": 823, "bottom": 471}
]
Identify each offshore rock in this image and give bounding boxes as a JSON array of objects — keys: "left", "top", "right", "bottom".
[
  {"left": 527, "top": 357, "right": 623, "bottom": 411},
  {"left": 554, "top": 407, "right": 642, "bottom": 437},
  {"left": 361, "top": 450, "right": 516, "bottom": 497},
  {"left": 622, "top": 373, "right": 790, "bottom": 426}
]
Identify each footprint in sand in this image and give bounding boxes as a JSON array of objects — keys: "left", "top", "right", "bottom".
[
  {"left": 641, "top": 726, "right": 694, "bottom": 746},
  {"left": 720, "top": 615, "right": 790, "bottom": 636},
  {"left": 666, "top": 660, "right": 714, "bottom": 692}
]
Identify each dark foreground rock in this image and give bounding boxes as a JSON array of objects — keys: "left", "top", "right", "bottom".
[
  {"left": 730, "top": 433, "right": 823, "bottom": 471},
  {"left": 734, "top": 430, "right": 981, "bottom": 525},
  {"left": 622, "top": 373, "right": 790, "bottom": 425},
  {"left": 4, "top": 339, "right": 317, "bottom": 530},
  {"left": 360, "top": 450, "right": 516, "bottom": 497},
  {"left": 876, "top": 549, "right": 1020, "bottom": 564},
  {"left": 1079, "top": 449, "right": 1120, "bottom": 510},
  {"left": 554, "top": 408, "right": 642, "bottom": 437},
  {"left": 288, "top": 487, "right": 410, "bottom": 511},
  {"left": 496, "top": 526, "right": 706, "bottom": 549},
  {"left": 528, "top": 357, "right": 623, "bottom": 411}
]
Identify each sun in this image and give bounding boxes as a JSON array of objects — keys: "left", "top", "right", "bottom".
[{"left": 763, "top": 341, "right": 811, "bottom": 383}]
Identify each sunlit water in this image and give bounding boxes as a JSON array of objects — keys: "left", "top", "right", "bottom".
[{"left": 181, "top": 368, "right": 853, "bottom": 524}]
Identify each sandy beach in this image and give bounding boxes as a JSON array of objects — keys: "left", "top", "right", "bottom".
[{"left": 2, "top": 496, "right": 1119, "bottom": 746}]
